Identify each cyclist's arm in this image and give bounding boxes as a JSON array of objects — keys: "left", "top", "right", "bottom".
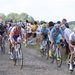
[
  {"left": 50, "top": 33, "right": 54, "bottom": 42},
  {"left": 69, "top": 33, "right": 74, "bottom": 48},
  {"left": 62, "top": 34, "right": 65, "bottom": 42},
  {"left": 9, "top": 28, "right": 15, "bottom": 40},
  {"left": 69, "top": 40, "right": 74, "bottom": 48},
  {"left": 60, "top": 28, "right": 65, "bottom": 42},
  {"left": 10, "top": 32, "right": 14, "bottom": 38},
  {"left": 40, "top": 29, "right": 44, "bottom": 38},
  {"left": 50, "top": 28, "right": 54, "bottom": 42}
]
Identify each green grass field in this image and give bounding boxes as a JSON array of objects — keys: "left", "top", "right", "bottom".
[{"left": 69, "top": 24, "right": 75, "bottom": 31}]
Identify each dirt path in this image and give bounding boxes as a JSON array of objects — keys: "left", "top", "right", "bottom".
[{"left": 0, "top": 43, "right": 75, "bottom": 75}]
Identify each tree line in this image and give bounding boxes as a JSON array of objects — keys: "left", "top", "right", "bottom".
[
  {"left": 0, "top": 12, "right": 35, "bottom": 22},
  {"left": 68, "top": 21, "right": 75, "bottom": 25}
]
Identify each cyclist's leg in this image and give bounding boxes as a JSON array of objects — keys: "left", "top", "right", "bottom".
[
  {"left": 10, "top": 38, "right": 15, "bottom": 59},
  {"left": 69, "top": 46, "right": 74, "bottom": 70},
  {"left": 17, "top": 36, "right": 22, "bottom": 58},
  {"left": 49, "top": 37, "right": 55, "bottom": 57},
  {"left": 0, "top": 35, "right": 2, "bottom": 51},
  {"left": 47, "top": 39, "right": 50, "bottom": 50},
  {"left": 0, "top": 35, "right": 2, "bottom": 45},
  {"left": 8, "top": 40, "right": 12, "bottom": 54}
]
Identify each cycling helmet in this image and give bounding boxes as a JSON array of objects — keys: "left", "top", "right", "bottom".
[
  {"left": 54, "top": 24, "right": 59, "bottom": 29},
  {"left": 17, "top": 22, "right": 22, "bottom": 27},
  {"left": 11, "top": 23, "right": 17, "bottom": 26},
  {"left": 42, "top": 24, "right": 46, "bottom": 28}
]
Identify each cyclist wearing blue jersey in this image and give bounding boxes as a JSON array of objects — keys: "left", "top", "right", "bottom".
[
  {"left": 49, "top": 24, "right": 65, "bottom": 57},
  {"left": 40, "top": 24, "right": 50, "bottom": 51}
]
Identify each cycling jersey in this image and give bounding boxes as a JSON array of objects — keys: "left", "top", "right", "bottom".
[
  {"left": 50, "top": 27, "right": 64, "bottom": 43},
  {"left": 69, "top": 32, "right": 75, "bottom": 42},
  {"left": 9, "top": 26, "right": 22, "bottom": 42},
  {"left": 0, "top": 25, "right": 5, "bottom": 35},
  {"left": 8, "top": 27, "right": 12, "bottom": 34},
  {"left": 50, "top": 28, "right": 63, "bottom": 37},
  {"left": 9, "top": 26, "right": 21, "bottom": 37},
  {"left": 41, "top": 28, "right": 50, "bottom": 39}
]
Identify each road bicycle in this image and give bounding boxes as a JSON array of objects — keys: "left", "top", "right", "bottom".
[
  {"left": 13, "top": 42, "right": 23, "bottom": 69},
  {"left": 67, "top": 47, "right": 75, "bottom": 73},
  {"left": 40, "top": 39, "right": 49, "bottom": 60},
  {"left": 50, "top": 42, "right": 62, "bottom": 67}
]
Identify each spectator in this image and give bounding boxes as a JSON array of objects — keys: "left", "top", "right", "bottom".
[
  {"left": 31, "top": 21, "right": 37, "bottom": 44},
  {"left": 62, "top": 19, "right": 69, "bottom": 54},
  {"left": 25, "top": 20, "right": 30, "bottom": 46},
  {"left": 57, "top": 21, "right": 61, "bottom": 27},
  {"left": 62, "top": 18, "right": 69, "bottom": 28},
  {"left": 48, "top": 21, "right": 54, "bottom": 30}
]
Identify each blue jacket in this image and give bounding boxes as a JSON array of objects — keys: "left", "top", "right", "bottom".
[{"left": 65, "top": 23, "right": 69, "bottom": 28}]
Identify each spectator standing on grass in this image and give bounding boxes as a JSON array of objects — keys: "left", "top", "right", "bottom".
[
  {"left": 31, "top": 21, "right": 37, "bottom": 44},
  {"left": 61, "top": 25, "right": 72, "bottom": 55},
  {"left": 25, "top": 20, "right": 32, "bottom": 44},
  {"left": 62, "top": 19, "right": 69, "bottom": 54}
]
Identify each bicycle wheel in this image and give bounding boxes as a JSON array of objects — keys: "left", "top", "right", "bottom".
[
  {"left": 44, "top": 45, "right": 49, "bottom": 60},
  {"left": 50, "top": 51, "right": 54, "bottom": 63},
  {"left": 56, "top": 47, "right": 62, "bottom": 67},
  {"left": 17, "top": 49, "right": 23, "bottom": 69},
  {"left": 13, "top": 50, "right": 17, "bottom": 66},
  {"left": 40, "top": 49, "right": 44, "bottom": 57}
]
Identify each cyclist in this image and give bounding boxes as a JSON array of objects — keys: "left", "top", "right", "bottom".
[
  {"left": 69, "top": 27, "right": 75, "bottom": 71},
  {"left": 8, "top": 23, "right": 16, "bottom": 54},
  {"left": 40, "top": 24, "right": 50, "bottom": 51},
  {"left": 49, "top": 24, "right": 65, "bottom": 59},
  {"left": 9, "top": 23, "right": 22, "bottom": 59},
  {"left": 0, "top": 22, "right": 6, "bottom": 51}
]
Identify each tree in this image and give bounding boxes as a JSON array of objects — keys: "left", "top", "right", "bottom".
[
  {"left": 36, "top": 20, "right": 40, "bottom": 24},
  {"left": 28, "top": 16, "right": 35, "bottom": 22},
  {"left": 6, "top": 12, "right": 19, "bottom": 22},
  {"left": 19, "top": 12, "right": 28, "bottom": 21},
  {"left": 0, "top": 13, "right": 6, "bottom": 20}
]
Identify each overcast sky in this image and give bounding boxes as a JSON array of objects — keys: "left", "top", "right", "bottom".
[{"left": 0, "top": 0, "right": 75, "bottom": 22}]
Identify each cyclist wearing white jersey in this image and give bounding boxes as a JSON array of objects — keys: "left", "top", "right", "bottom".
[{"left": 69, "top": 27, "right": 75, "bottom": 71}]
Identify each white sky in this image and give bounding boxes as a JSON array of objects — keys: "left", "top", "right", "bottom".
[{"left": 0, "top": 0, "right": 75, "bottom": 22}]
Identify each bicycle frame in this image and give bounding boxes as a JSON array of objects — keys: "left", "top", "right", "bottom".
[{"left": 42, "top": 40, "right": 47, "bottom": 50}]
